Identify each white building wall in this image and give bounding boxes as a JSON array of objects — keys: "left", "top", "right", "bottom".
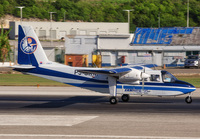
[
  {"left": 9, "top": 21, "right": 129, "bottom": 40},
  {"left": 98, "top": 35, "right": 131, "bottom": 50},
  {"left": 101, "top": 52, "right": 111, "bottom": 67}
]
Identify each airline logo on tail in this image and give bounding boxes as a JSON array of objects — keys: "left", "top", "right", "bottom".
[{"left": 20, "top": 37, "right": 37, "bottom": 54}]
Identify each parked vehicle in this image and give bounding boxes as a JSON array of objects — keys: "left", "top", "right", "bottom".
[{"left": 184, "top": 55, "right": 200, "bottom": 68}]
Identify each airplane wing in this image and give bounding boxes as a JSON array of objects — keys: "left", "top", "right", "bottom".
[
  {"left": 77, "top": 64, "right": 157, "bottom": 77},
  {"left": 126, "top": 64, "right": 157, "bottom": 69},
  {"left": 77, "top": 67, "right": 131, "bottom": 75}
]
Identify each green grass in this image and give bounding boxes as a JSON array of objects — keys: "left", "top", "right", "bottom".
[
  {"left": 177, "top": 76, "right": 200, "bottom": 88},
  {"left": 0, "top": 74, "right": 200, "bottom": 88},
  {"left": 0, "top": 74, "right": 70, "bottom": 86}
]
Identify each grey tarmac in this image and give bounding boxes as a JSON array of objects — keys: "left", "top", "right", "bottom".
[{"left": 0, "top": 86, "right": 200, "bottom": 139}]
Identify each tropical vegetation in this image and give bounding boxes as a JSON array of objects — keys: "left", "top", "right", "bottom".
[
  {"left": 0, "top": 0, "right": 200, "bottom": 32},
  {"left": 0, "top": 25, "right": 11, "bottom": 63}
]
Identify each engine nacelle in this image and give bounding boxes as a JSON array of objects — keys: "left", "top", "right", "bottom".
[
  {"left": 118, "top": 69, "right": 142, "bottom": 82},
  {"left": 118, "top": 69, "right": 150, "bottom": 84}
]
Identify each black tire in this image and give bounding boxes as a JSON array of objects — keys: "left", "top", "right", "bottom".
[
  {"left": 185, "top": 96, "right": 192, "bottom": 104},
  {"left": 110, "top": 97, "right": 118, "bottom": 104},
  {"left": 121, "top": 94, "right": 129, "bottom": 102}
]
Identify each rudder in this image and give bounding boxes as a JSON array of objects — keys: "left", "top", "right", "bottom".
[{"left": 18, "top": 25, "right": 49, "bottom": 66}]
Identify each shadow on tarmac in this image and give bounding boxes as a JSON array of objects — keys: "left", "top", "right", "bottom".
[{"left": 0, "top": 95, "right": 200, "bottom": 114}]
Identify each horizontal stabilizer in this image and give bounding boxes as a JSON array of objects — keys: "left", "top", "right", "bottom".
[{"left": 12, "top": 65, "right": 36, "bottom": 69}]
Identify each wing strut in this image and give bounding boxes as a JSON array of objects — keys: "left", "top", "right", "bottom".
[{"left": 108, "top": 76, "right": 118, "bottom": 104}]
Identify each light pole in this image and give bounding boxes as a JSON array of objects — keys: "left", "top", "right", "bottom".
[
  {"left": 123, "top": 9, "right": 134, "bottom": 33},
  {"left": 64, "top": 11, "right": 66, "bottom": 22},
  {"left": 158, "top": 12, "right": 161, "bottom": 28},
  {"left": 187, "top": 0, "right": 189, "bottom": 27},
  {"left": 49, "top": 12, "right": 56, "bottom": 46},
  {"left": 49, "top": 12, "right": 56, "bottom": 22},
  {"left": 15, "top": 6, "right": 24, "bottom": 65},
  {"left": 15, "top": 6, "right": 25, "bottom": 25}
]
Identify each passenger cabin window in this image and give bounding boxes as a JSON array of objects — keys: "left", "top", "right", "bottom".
[{"left": 150, "top": 75, "right": 160, "bottom": 82}]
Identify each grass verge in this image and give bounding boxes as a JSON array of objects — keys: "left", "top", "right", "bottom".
[
  {"left": 0, "top": 74, "right": 70, "bottom": 86},
  {"left": 176, "top": 76, "right": 200, "bottom": 88}
]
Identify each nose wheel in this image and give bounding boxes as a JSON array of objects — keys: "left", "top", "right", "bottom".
[{"left": 185, "top": 96, "right": 192, "bottom": 104}]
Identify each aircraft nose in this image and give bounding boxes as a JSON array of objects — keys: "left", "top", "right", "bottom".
[
  {"left": 176, "top": 80, "right": 196, "bottom": 93},
  {"left": 185, "top": 82, "right": 196, "bottom": 92}
]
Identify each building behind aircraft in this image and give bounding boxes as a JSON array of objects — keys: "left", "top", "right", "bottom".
[{"left": 8, "top": 21, "right": 200, "bottom": 68}]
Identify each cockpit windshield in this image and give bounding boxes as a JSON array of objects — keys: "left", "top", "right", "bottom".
[{"left": 161, "top": 71, "right": 177, "bottom": 83}]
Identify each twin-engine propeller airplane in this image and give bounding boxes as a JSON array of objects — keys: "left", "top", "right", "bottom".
[{"left": 12, "top": 25, "right": 196, "bottom": 104}]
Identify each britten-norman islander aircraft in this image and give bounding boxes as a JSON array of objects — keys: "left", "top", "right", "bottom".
[{"left": 12, "top": 25, "right": 196, "bottom": 104}]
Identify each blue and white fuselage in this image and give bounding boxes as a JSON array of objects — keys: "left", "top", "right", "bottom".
[
  {"left": 13, "top": 25, "right": 196, "bottom": 104},
  {"left": 22, "top": 63, "right": 195, "bottom": 96}
]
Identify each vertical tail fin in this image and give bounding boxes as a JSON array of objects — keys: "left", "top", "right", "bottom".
[{"left": 18, "top": 25, "right": 49, "bottom": 66}]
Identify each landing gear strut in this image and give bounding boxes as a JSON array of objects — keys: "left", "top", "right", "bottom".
[
  {"left": 185, "top": 96, "right": 192, "bottom": 104},
  {"left": 121, "top": 94, "right": 129, "bottom": 102},
  {"left": 108, "top": 76, "right": 118, "bottom": 105}
]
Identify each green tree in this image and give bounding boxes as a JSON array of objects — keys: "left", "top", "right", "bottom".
[
  {"left": 0, "top": 4, "right": 3, "bottom": 17},
  {"left": 0, "top": 25, "right": 12, "bottom": 63},
  {"left": 16, "top": 0, "right": 36, "bottom": 7},
  {"left": 2, "top": 0, "right": 200, "bottom": 31}
]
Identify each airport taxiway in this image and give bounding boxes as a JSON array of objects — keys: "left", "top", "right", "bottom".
[{"left": 0, "top": 86, "right": 200, "bottom": 139}]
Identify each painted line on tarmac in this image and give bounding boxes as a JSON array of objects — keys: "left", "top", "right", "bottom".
[
  {"left": 0, "top": 134, "right": 198, "bottom": 139},
  {"left": 0, "top": 115, "right": 98, "bottom": 126}
]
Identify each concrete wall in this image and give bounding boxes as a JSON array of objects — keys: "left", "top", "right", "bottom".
[
  {"left": 9, "top": 21, "right": 129, "bottom": 40},
  {"left": 98, "top": 35, "right": 131, "bottom": 50}
]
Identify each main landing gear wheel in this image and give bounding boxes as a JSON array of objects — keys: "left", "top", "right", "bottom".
[
  {"left": 121, "top": 94, "right": 129, "bottom": 102},
  {"left": 185, "top": 96, "right": 192, "bottom": 104},
  {"left": 110, "top": 97, "right": 118, "bottom": 104}
]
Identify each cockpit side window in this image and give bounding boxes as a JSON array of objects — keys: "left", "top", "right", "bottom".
[
  {"left": 162, "top": 71, "right": 177, "bottom": 83},
  {"left": 150, "top": 74, "right": 160, "bottom": 82}
]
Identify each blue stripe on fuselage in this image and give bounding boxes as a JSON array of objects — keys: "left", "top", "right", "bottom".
[
  {"left": 28, "top": 67, "right": 108, "bottom": 84},
  {"left": 67, "top": 83, "right": 109, "bottom": 88},
  {"left": 117, "top": 85, "right": 195, "bottom": 94},
  {"left": 138, "top": 82, "right": 193, "bottom": 88}
]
